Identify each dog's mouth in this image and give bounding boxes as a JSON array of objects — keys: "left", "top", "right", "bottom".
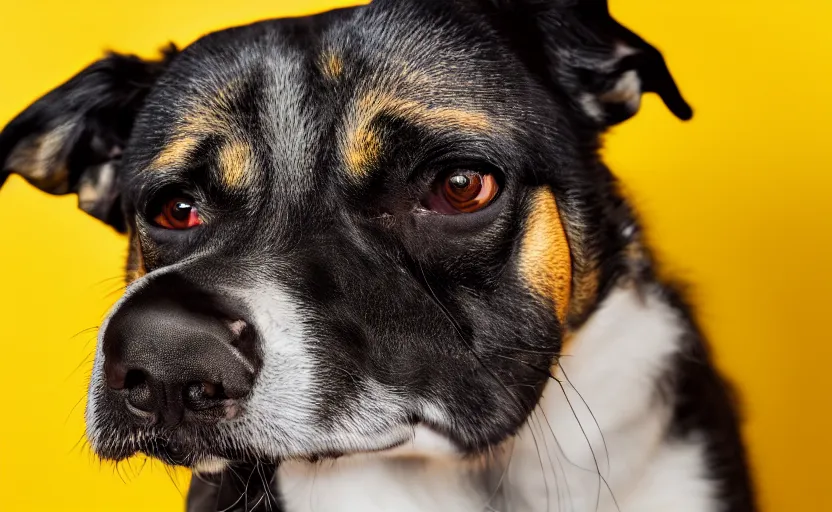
[
  {"left": 91, "top": 423, "right": 243, "bottom": 467},
  {"left": 90, "top": 417, "right": 458, "bottom": 471},
  {"left": 88, "top": 410, "right": 431, "bottom": 469}
]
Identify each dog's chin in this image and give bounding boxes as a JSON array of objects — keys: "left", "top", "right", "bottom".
[
  {"left": 88, "top": 420, "right": 400, "bottom": 469},
  {"left": 94, "top": 437, "right": 375, "bottom": 470},
  {"left": 88, "top": 418, "right": 248, "bottom": 468},
  {"left": 92, "top": 432, "right": 216, "bottom": 467},
  {"left": 90, "top": 421, "right": 465, "bottom": 471},
  {"left": 94, "top": 437, "right": 269, "bottom": 471}
]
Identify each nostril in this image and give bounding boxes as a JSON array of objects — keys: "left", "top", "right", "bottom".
[
  {"left": 124, "top": 369, "right": 147, "bottom": 390},
  {"left": 201, "top": 382, "right": 224, "bottom": 400},
  {"left": 184, "top": 381, "right": 228, "bottom": 411},
  {"left": 105, "top": 363, "right": 128, "bottom": 390},
  {"left": 127, "top": 382, "right": 155, "bottom": 414},
  {"left": 105, "top": 365, "right": 150, "bottom": 392},
  {"left": 123, "top": 370, "right": 155, "bottom": 414}
]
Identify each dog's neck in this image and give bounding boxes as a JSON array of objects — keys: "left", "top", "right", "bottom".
[{"left": 277, "top": 283, "right": 717, "bottom": 512}]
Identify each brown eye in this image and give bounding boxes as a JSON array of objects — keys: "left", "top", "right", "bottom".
[
  {"left": 432, "top": 170, "right": 499, "bottom": 214},
  {"left": 154, "top": 198, "right": 202, "bottom": 229}
]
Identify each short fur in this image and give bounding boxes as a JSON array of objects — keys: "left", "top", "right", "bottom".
[{"left": 0, "top": 1, "right": 755, "bottom": 510}]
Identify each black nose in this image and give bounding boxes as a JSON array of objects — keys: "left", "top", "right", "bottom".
[{"left": 102, "top": 275, "right": 259, "bottom": 425}]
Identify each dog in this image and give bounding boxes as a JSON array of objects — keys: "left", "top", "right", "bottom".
[{"left": 0, "top": 0, "right": 756, "bottom": 510}]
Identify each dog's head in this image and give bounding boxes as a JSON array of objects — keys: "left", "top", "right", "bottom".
[{"left": 0, "top": 0, "right": 689, "bottom": 468}]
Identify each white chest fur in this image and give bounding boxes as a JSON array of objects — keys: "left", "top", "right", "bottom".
[{"left": 277, "top": 286, "right": 718, "bottom": 512}]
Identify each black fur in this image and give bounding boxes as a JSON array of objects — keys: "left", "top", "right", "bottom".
[
  {"left": 0, "top": 44, "right": 177, "bottom": 231},
  {"left": 0, "top": 1, "right": 754, "bottom": 511},
  {"left": 186, "top": 463, "right": 281, "bottom": 512},
  {"left": 663, "top": 283, "right": 757, "bottom": 512}
]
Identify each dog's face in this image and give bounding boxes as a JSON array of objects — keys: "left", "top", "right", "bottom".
[{"left": 0, "top": 0, "right": 689, "bottom": 468}]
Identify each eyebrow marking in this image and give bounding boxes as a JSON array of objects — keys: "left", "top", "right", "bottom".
[
  {"left": 344, "top": 125, "right": 381, "bottom": 179},
  {"left": 341, "top": 91, "right": 497, "bottom": 178},
  {"left": 320, "top": 51, "right": 344, "bottom": 80},
  {"left": 148, "top": 77, "right": 246, "bottom": 172},
  {"left": 217, "top": 139, "right": 253, "bottom": 188},
  {"left": 519, "top": 187, "right": 572, "bottom": 324},
  {"left": 150, "top": 134, "right": 201, "bottom": 171}
]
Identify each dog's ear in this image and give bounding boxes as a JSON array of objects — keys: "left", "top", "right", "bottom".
[
  {"left": 495, "top": 0, "right": 692, "bottom": 126},
  {"left": 0, "top": 44, "right": 178, "bottom": 232}
]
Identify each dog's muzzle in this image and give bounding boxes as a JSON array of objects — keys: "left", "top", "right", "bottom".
[{"left": 100, "top": 273, "right": 261, "bottom": 429}]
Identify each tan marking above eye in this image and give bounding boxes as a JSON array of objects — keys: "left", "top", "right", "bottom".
[
  {"left": 344, "top": 125, "right": 381, "bottom": 178},
  {"left": 519, "top": 187, "right": 572, "bottom": 324},
  {"left": 341, "top": 91, "right": 498, "bottom": 178},
  {"left": 151, "top": 134, "right": 200, "bottom": 171},
  {"left": 356, "top": 92, "right": 494, "bottom": 132},
  {"left": 218, "top": 139, "right": 253, "bottom": 188},
  {"left": 320, "top": 51, "right": 344, "bottom": 80},
  {"left": 148, "top": 77, "right": 246, "bottom": 173}
]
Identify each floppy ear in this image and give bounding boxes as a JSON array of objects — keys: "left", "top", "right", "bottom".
[
  {"left": 497, "top": 0, "right": 692, "bottom": 126},
  {"left": 0, "top": 44, "right": 177, "bottom": 232}
]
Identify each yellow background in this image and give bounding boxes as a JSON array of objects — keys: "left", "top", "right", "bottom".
[{"left": 0, "top": 1, "right": 829, "bottom": 510}]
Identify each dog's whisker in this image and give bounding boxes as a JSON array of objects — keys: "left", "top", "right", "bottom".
[
  {"left": 69, "top": 431, "right": 88, "bottom": 457},
  {"left": 64, "top": 393, "right": 87, "bottom": 426},
  {"left": 538, "top": 406, "right": 576, "bottom": 512},
  {"left": 532, "top": 409, "right": 565, "bottom": 512},
  {"left": 5, "top": 1, "right": 753, "bottom": 509},
  {"left": 552, "top": 376, "right": 621, "bottom": 512},
  {"left": 135, "top": 455, "right": 148, "bottom": 479},
  {"left": 68, "top": 325, "right": 100, "bottom": 341},
  {"left": 113, "top": 460, "right": 129, "bottom": 485},
  {"left": 218, "top": 465, "right": 249, "bottom": 512},
  {"left": 415, "top": 262, "right": 529, "bottom": 420},
  {"left": 103, "top": 286, "right": 128, "bottom": 301},
  {"left": 557, "top": 363, "right": 611, "bottom": 475},
  {"left": 483, "top": 433, "right": 515, "bottom": 512},
  {"left": 64, "top": 351, "right": 95, "bottom": 383},
  {"left": 163, "top": 463, "right": 185, "bottom": 498},
  {"left": 89, "top": 275, "right": 130, "bottom": 289}
]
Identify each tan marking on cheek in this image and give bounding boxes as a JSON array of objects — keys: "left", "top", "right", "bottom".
[
  {"left": 552, "top": 214, "right": 601, "bottom": 329},
  {"left": 125, "top": 232, "right": 147, "bottom": 285},
  {"left": 320, "top": 51, "right": 344, "bottom": 80},
  {"left": 342, "top": 91, "right": 496, "bottom": 178},
  {"left": 569, "top": 266, "right": 599, "bottom": 326},
  {"left": 218, "top": 139, "right": 253, "bottom": 188},
  {"left": 136, "top": 224, "right": 161, "bottom": 271},
  {"left": 519, "top": 187, "right": 572, "bottom": 324}
]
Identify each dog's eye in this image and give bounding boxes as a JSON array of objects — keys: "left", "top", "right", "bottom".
[
  {"left": 154, "top": 198, "right": 202, "bottom": 229},
  {"left": 425, "top": 170, "right": 499, "bottom": 214}
]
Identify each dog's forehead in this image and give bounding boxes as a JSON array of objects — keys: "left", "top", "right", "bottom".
[{"left": 128, "top": 3, "right": 531, "bottom": 199}]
